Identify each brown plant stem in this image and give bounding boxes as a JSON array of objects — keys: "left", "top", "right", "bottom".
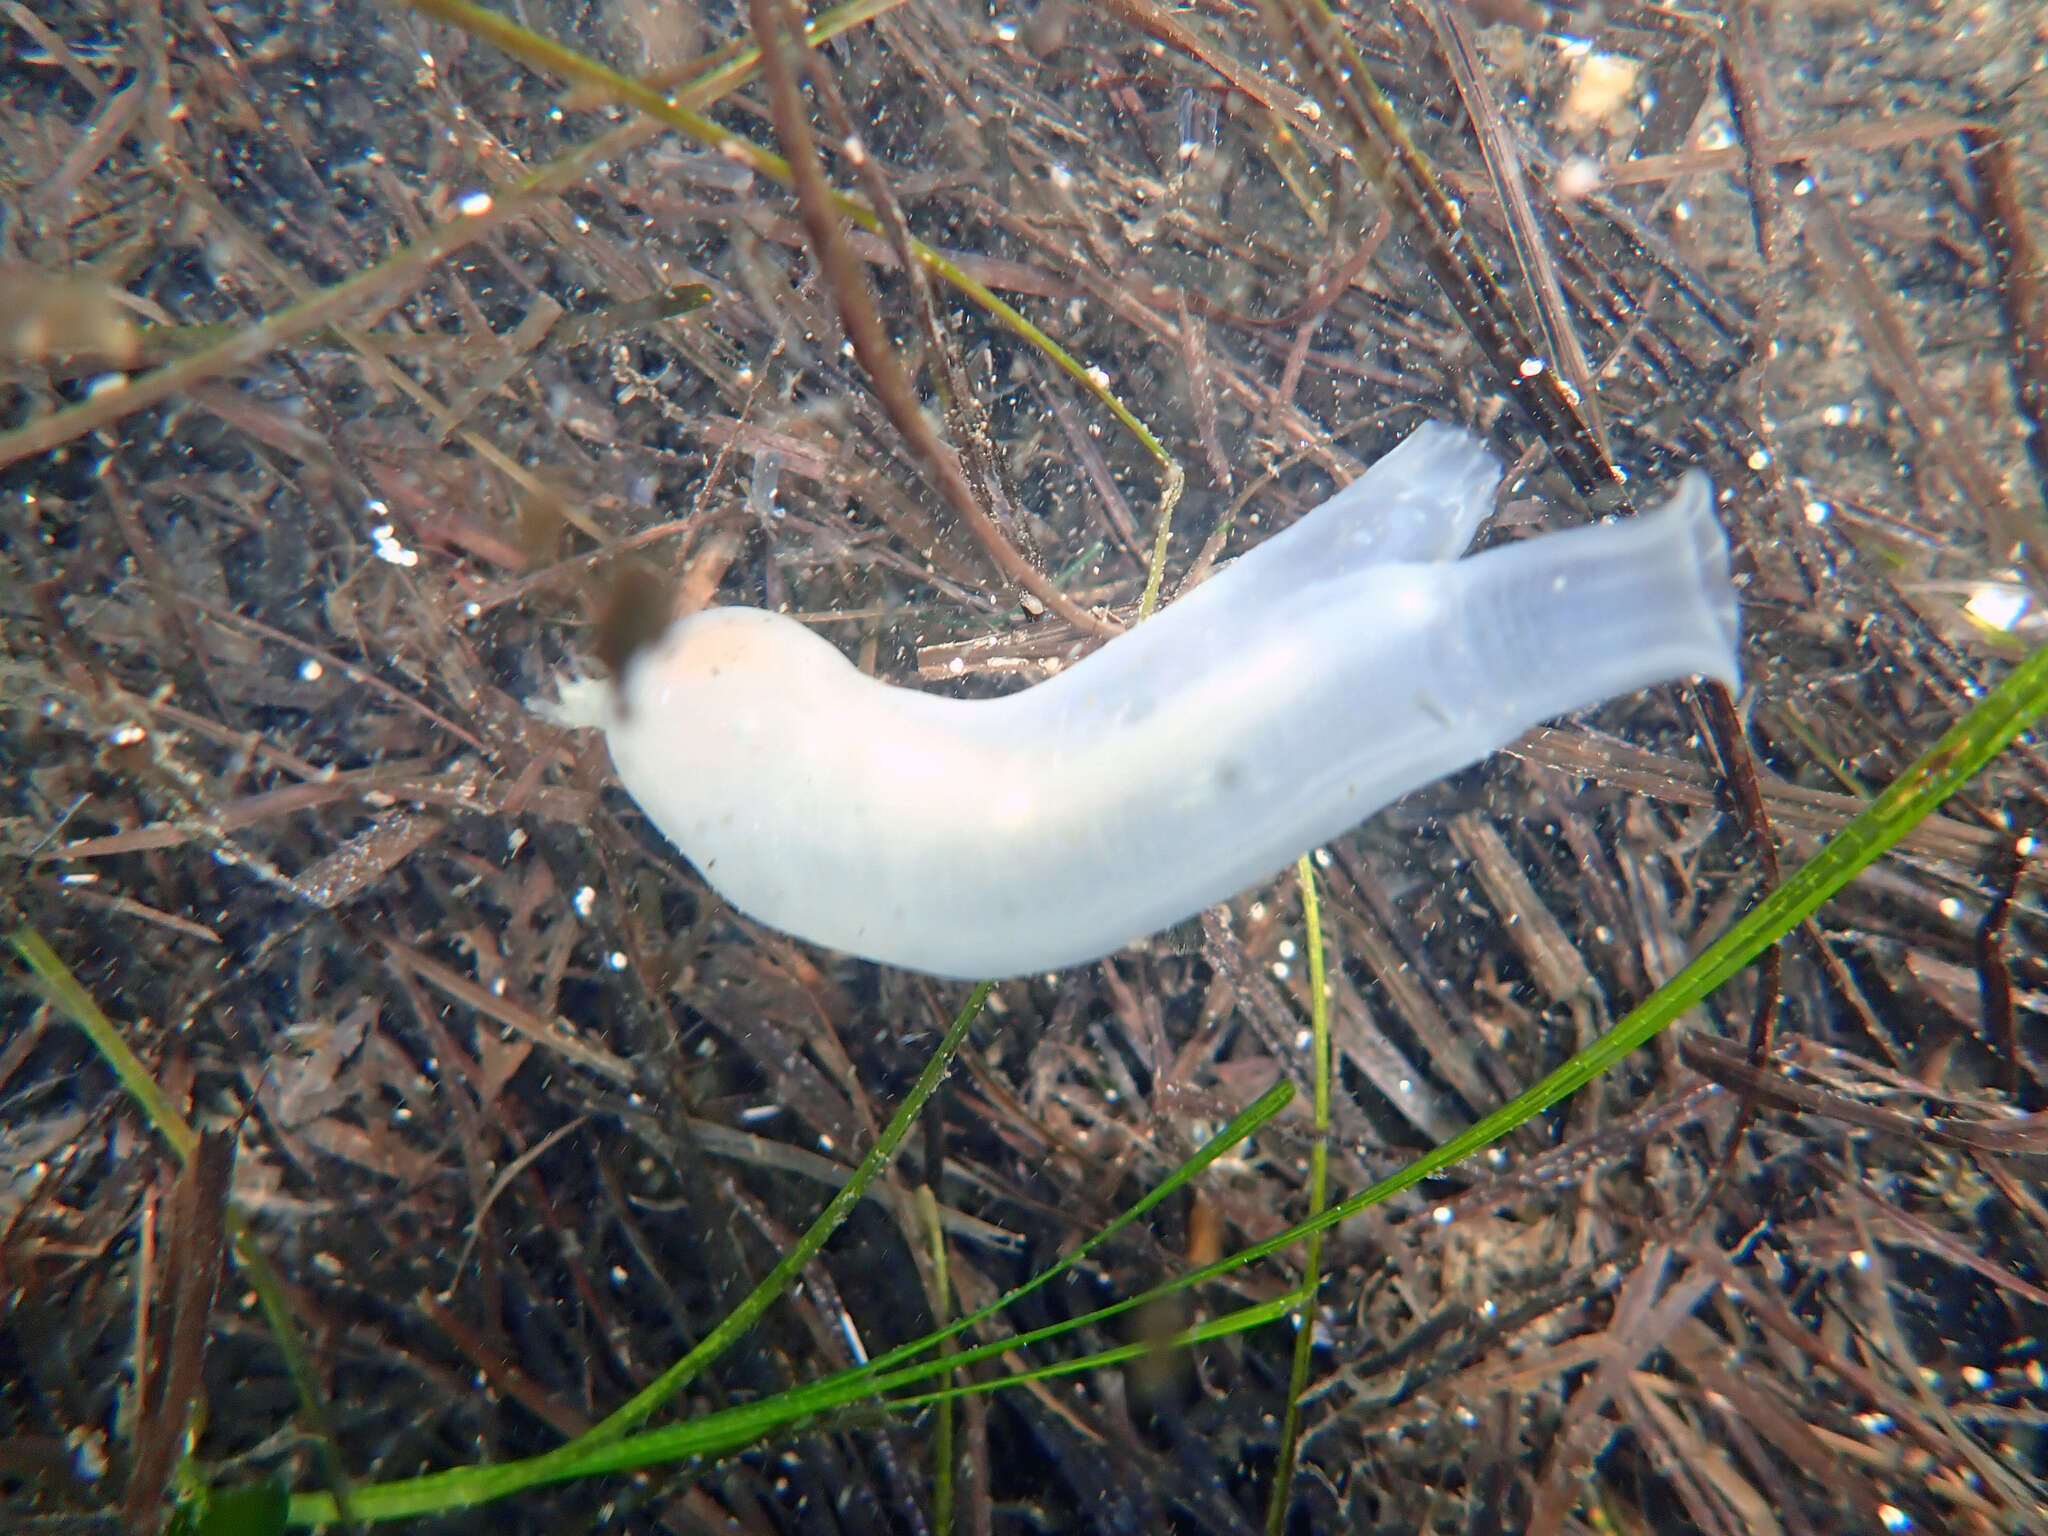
[{"left": 746, "top": 0, "right": 1116, "bottom": 637}]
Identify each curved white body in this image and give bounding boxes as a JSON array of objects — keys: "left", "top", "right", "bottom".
[{"left": 547, "top": 423, "right": 1739, "bottom": 979}]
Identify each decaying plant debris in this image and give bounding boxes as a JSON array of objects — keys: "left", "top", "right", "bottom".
[{"left": 4, "top": 0, "right": 2047, "bottom": 1531}]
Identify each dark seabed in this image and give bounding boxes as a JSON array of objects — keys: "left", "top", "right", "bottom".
[{"left": 3, "top": 0, "right": 2046, "bottom": 1532}]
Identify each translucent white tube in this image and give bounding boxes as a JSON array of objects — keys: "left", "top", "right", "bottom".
[{"left": 545, "top": 422, "right": 1739, "bottom": 979}]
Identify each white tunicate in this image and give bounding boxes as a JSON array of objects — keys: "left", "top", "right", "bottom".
[{"left": 540, "top": 422, "right": 1739, "bottom": 979}]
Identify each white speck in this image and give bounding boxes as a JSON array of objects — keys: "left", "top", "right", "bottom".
[
  {"left": 1849, "top": 1248, "right": 1872, "bottom": 1270},
  {"left": 1965, "top": 583, "right": 2028, "bottom": 632},
  {"left": 299, "top": 658, "right": 323, "bottom": 681},
  {"left": 994, "top": 20, "right": 1017, "bottom": 42},
  {"left": 109, "top": 723, "right": 146, "bottom": 746},
  {"left": 1086, "top": 365, "right": 1111, "bottom": 389},
  {"left": 1557, "top": 156, "right": 1603, "bottom": 199},
  {"left": 1878, "top": 1504, "right": 1911, "bottom": 1533},
  {"left": 1294, "top": 98, "right": 1321, "bottom": 121},
  {"left": 507, "top": 828, "right": 527, "bottom": 855},
  {"left": 1432, "top": 1206, "right": 1453, "bottom": 1224},
  {"left": 370, "top": 524, "right": 419, "bottom": 567},
  {"left": 456, "top": 189, "right": 493, "bottom": 217},
  {"left": 1803, "top": 500, "right": 1831, "bottom": 525},
  {"left": 68, "top": 1430, "right": 107, "bottom": 1482},
  {"left": 61, "top": 872, "right": 98, "bottom": 886},
  {"left": 947, "top": 656, "right": 966, "bottom": 675},
  {"left": 1049, "top": 163, "right": 1074, "bottom": 192},
  {"left": 2018, "top": 835, "right": 2037, "bottom": 856},
  {"left": 839, "top": 1311, "right": 870, "bottom": 1364},
  {"left": 607, "top": 950, "right": 629, "bottom": 970},
  {"left": 1938, "top": 897, "right": 1965, "bottom": 921},
  {"left": 1856, "top": 1412, "right": 1894, "bottom": 1434},
  {"left": 1822, "top": 403, "right": 1849, "bottom": 425},
  {"left": 817, "top": 1133, "right": 835, "bottom": 1153},
  {"left": 85, "top": 373, "right": 128, "bottom": 397},
  {"left": 1272, "top": 961, "right": 1291, "bottom": 981},
  {"left": 1518, "top": 357, "right": 1546, "bottom": 378},
  {"left": 1793, "top": 177, "right": 1815, "bottom": 196},
  {"left": 1961, "top": 1365, "right": 1991, "bottom": 1390},
  {"left": 1478, "top": 1298, "right": 1496, "bottom": 1318},
  {"left": 1293, "top": 1027, "right": 1312, "bottom": 1050},
  {"left": 739, "top": 1103, "right": 781, "bottom": 1124},
  {"left": 1278, "top": 939, "right": 1297, "bottom": 959},
  {"left": 1746, "top": 448, "right": 1770, "bottom": 471},
  {"left": 840, "top": 135, "right": 866, "bottom": 165},
  {"left": 573, "top": 885, "right": 596, "bottom": 918},
  {"left": 1397, "top": 1079, "right": 1413, "bottom": 1095}
]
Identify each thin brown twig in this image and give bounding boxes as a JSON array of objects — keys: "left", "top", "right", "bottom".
[
  {"left": 1974, "top": 834, "right": 2025, "bottom": 1097},
  {"left": 1255, "top": 0, "right": 1625, "bottom": 509},
  {"left": 1964, "top": 126, "right": 2048, "bottom": 505},
  {"left": 1412, "top": 0, "right": 1607, "bottom": 452},
  {"left": 745, "top": 0, "right": 1115, "bottom": 636}
]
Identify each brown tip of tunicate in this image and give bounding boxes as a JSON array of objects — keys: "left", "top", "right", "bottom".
[{"left": 593, "top": 562, "right": 674, "bottom": 677}]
